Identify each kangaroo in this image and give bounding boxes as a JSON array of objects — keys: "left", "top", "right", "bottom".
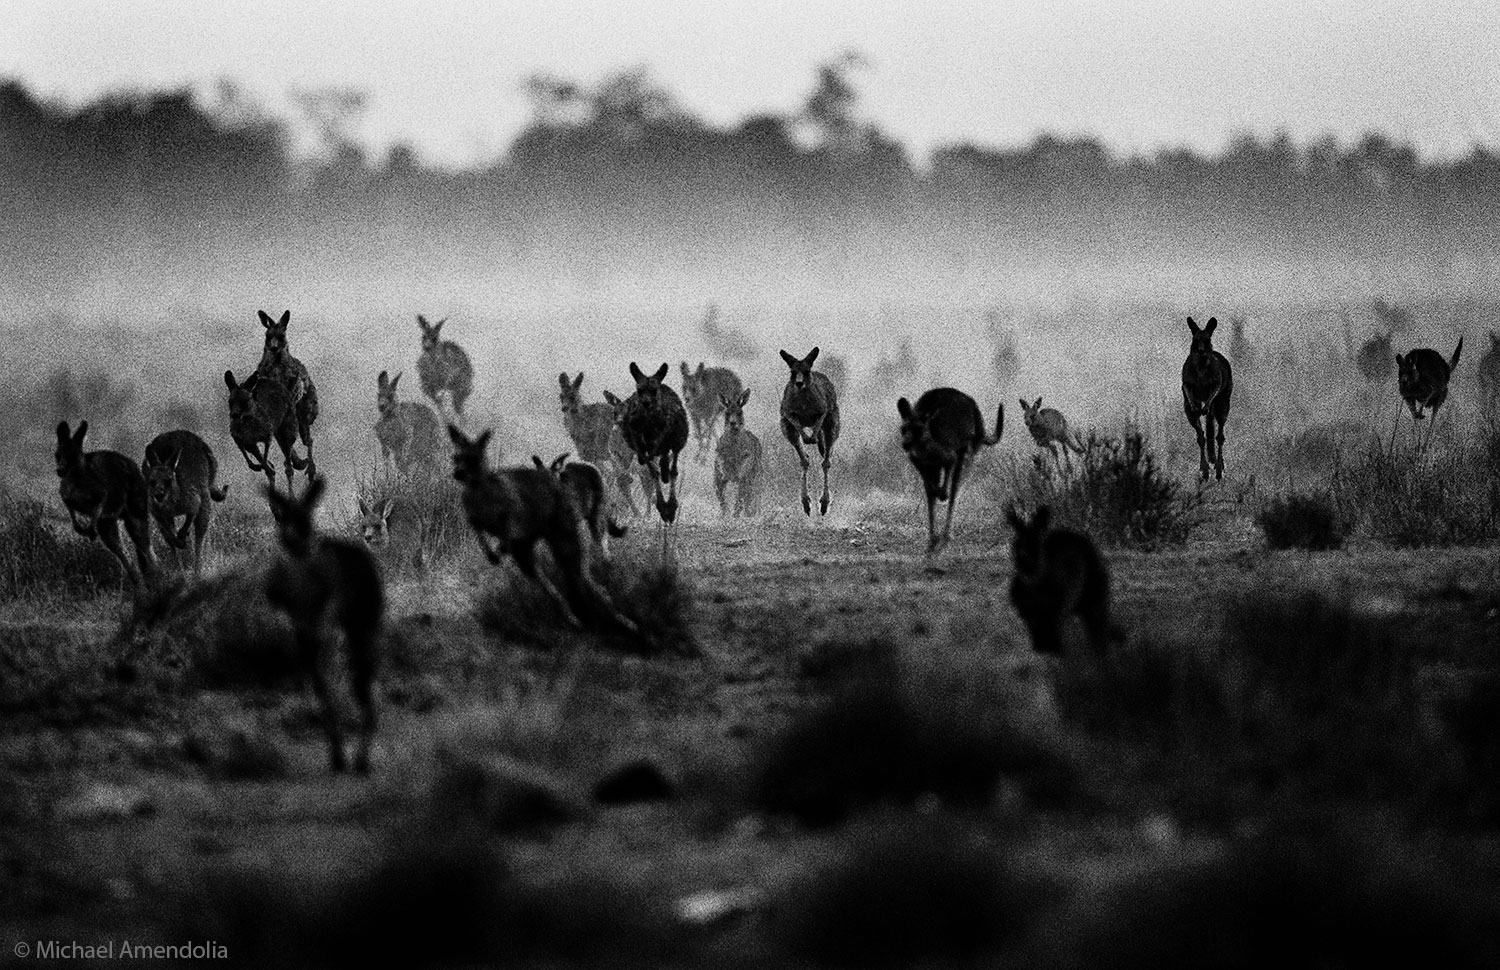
[
  {"left": 897, "top": 388, "right": 1004, "bottom": 555},
  {"left": 264, "top": 477, "right": 384, "bottom": 774},
  {"left": 1357, "top": 331, "right": 1395, "bottom": 384},
  {"left": 417, "top": 315, "right": 474, "bottom": 417},
  {"left": 602, "top": 389, "right": 658, "bottom": 517},
  {"left": 1007, "top": 505, "right": 1119, "bottom": 656},
  {"left": 225, "top": 369, "right": 304, "bottom": 492},
  {"left": 54, "top": 421, "right": 156, "bottom": 588},
  {"left": 1181, "top": 316, "right": 1234, "bottom": 482},
  {"left": 1475, "top": 332, "right": 1500, "bottom": 405},
  {"left": 557, "top": 372, "right": 617, "bottom": 465},
  {"left": 619, "top": 363, "right": 691, "bottom": 524},
  {"left": 374, "top": 370, "right": 443, "bottom": 473},
  {"left": 142, "top": 429, "right": 228, "bottom": 575},
  {"left": 449, "top": 425, "right": 636, "bottom": 633},
  {"left": 779, "top": 347, "right": 841, "bottom": 516},
  {"left": 680, "top": 361, "right": 745, "bottom": 460},
  {"left": 1396, "top": 336, "right": 1463, "bottom": 450},
  {"left": 714, "top": 388, "right": 762, "bottom": 518},
  {"left": 254, "top": 310, "right": 319, "bottom": 479},
  {"left": 1019, "top": 397, "right": 1084, "bottom": 475},
  {"left": 532, "top": 452, "right": 628, "bottom": 559}
]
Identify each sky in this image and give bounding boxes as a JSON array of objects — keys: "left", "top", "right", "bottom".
[{"left": 6, "top": 0, "right": 1500, "bottom": 168}]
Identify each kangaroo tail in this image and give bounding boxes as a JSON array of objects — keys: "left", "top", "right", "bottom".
[
  {"left": 1450, "top": 336, "right": 1464, "bottom": 373},
  {"left": 981, "top": 403, "right": 1005, "bottom": 446},
  {"left": 607, "top": 516, "right": 629, "bottom": 538},
  {"left": 210, "top": 484, "right": 229, "bottom": 502}
]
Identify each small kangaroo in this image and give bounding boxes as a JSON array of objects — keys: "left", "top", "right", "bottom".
[
  {"left": 1019, "top": 397, "right": 1084, "bottom": 474},
  {"left": 142, "top": 429, "right": 228, "bottom": 575},
  {"left": 1356, "top": 332, "right": 1395, "bottom": 384},
  {"left": 897, "top": 388, "right": 1004, "bottom": 555},
  {"left": 225, "top": 369, "right": 304, "bottom": 491},
  {"left": 1006, "top": 505, "right": 1119, "bottom": 656},
  {"left": 680, "top": 361, "right": 745, "bottom": 460},
  {"left": 264, "top": 477, "right": 384, "bottom": 774},
  {"left": 602, "top": 389, "right": 659, "bottom": 517},
  {"left": 558, "top": 372, "right": 617, "bottom": 465},
  {"left": 1396, "top": 336, "right": 1463, "bottom": 450},
  {"left": 1181, "top": 316, "right": 1234, "bottom": 482},
  {"left": 357, "top": 495, "right": 394, "bottom": 550},
  {"left": 532, "top": 452, "right": 628, "bottom": 559},
  {"left": 417, "top": 315, "right": 474, "bottom": 416},
  {"left": 779, "top": 347, "right": 841, "bottom": 516},
  {"left": 449, "top": 425, "right": 636, "bottom": 633},
  {"left": 254, "top": 310, "right": 319, "bottom": 478},
  {"left": 374, "top": 370, "right": 444, "bottom": 473},
  {"left": 714, "top": 388, "right": 762, "bottom": 518},
  {"left": 619, "top": 363, "right": 691, "bottom": 524},
  {"left": 54, "top": 421, "right": 156, "bottom": 587}
]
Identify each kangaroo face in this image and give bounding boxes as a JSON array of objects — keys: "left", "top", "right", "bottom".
[
  {"left": 54, "top": 421, "right": 86, "bottom": 477},
  {"left": 357, "top": 496, "right": 392, "bottom": 549},
  {"left": 628, "top": 362, "right": 671, "bottom": 406},
  {"left": 418, "top": 315, "right": 445, "bottom": 353},
  {"left": 721, "top": 388, "right": 750, "bottom": 432},
  {"left": 1020, "top": 397, "right": 1044, "bottom": 430},
  {"left": 1006, "top": 505, "right": 1051, "bottom": 576},
  {"left": 602, "top": 390, "right": 627, "bottom": 427},
  {"left": 143, "top": 452, "right": 180, "bottom": 507},
  {"left": 780, "top": 348, "right": 820, "bottom": 390},
  {"left": 448, "top": 425, "right": 491, "bottom": 485},
  {"left": 258, "top": 309, "right": 292, "bottom": 358},
  {"left": 266, "top": 476, "right": 323, "bottom": 557},
  {"left": 1186, "top": 316, "right": 1219, "bottom": 368},
  {"left": 558, "top": 372, "right": 584, "bottom": 415},
  {"left": 376, "top": 371, "right": 402, "bottom": 417}
]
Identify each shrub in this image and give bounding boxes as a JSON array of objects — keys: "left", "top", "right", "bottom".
[
  {"left": 1006, "top": 424, "right": 1201, "bottom": 549},
  {"left": 1332, "top": 438, "right": 1500, "bottom": 547},
  {"left": 349, "top": 466, "right": 468, "bottom": 572},
  {"left": 1257, "top": 489, "right": 1346, "bottom": 550},
  {"left": 0, "top": 494, "right": 127, "bottom": 598}
]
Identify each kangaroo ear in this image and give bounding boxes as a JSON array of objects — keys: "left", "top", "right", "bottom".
[
  {"left": 378, "top": 370, "right": 389, "bottom": 389},
  {"left": 1186, "top": 316, "right": 1200, "bottom": 334},
  {"left": 532, "top": 455, "right": 546, "bottom": 470},
  {"left": 1005, "top": 505, "right": 1025, "bottom": 532},
  {"left": 258, "top": 310, "right": 274, "bottom": 329},
  {"left": 603, "top": 390, "right": 620, "bottom": 406},
  {"left": 652, "top": 362, "right": 669, "bottom": 382},
  {"left": 680, "top": 361, "right": 691, "bottom": 377},
  {"left": 804, "top": 347, "right": 820, "bottom": 366},
  {"left": 447, "top": 424, "right": 466, "bottom": 445},
  {"left": 358, "top": 495, "right": 370, "bottom": 515},
  {"left": 168, "top": 448, "right": 182, "bottom": 470},
  {"left": 74, "top": 421, "right": 88, "bottom": 446},
  {"left": 739, "top": 388, "right": 751, "bottom": 406},
  {"left": 225, "top": 370, "right": 237, "bottom": 391},
  {"left": 1018, "top": 398, "right": 1027, "bottom": 410},
  {"left": 1204, "top": 317, "right": 1217, "bottom": 333},
  {"left": 277, "top": 310, "right": 291, "bottom": 327},
  {"left": 418, "top": 314, "right": 430, "bottom": 329},
  {"left": 629, "top": 362, "right": 645, "bottom": 383},
  {"left": 391, "top": 372, "right": 401, "bottom": 390},
  {"left": 572, "top": 372, "right": 584, "bottom": 391},
  {"left": 779, "top": 349, "right": 796, "bottom": 367},
  {"left": 380, "top": 499, "right": 393, "bottom": 520},
  {"left": 1035, "top": 397, "right": 1043, "bottom": 409},
  {"left": 56, "top": 421, "right": 70, "bottom": 443},
  {"left": 559, "top": 372, "right": 570, "bottom": 389},
  {"left": 897, "top": 397, "right": 913, "bottom": 420},
  {"left": 476, "top": 430, "right": 492, "bottom": 452}
]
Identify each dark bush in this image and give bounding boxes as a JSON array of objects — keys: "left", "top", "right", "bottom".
[{"left": 1257, "top": 489, "right": 1346, "bottom": 550}]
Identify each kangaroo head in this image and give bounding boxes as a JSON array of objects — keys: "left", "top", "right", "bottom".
[
  {"left": 357, "top": 495, "right": 393, "bottom": 549},
  {"left": 418, "top": 315, "right": 447, "bottom": 352},
  {"left": 558, "top": 372, "right": 585, "bottom": 413},
  {"left": 1020, "top": 397, "right": 1044, "bottom": 424},
  {"left": 602, "top": 390, "right": 627, "bottom": 425},
  {"left": 721, "top": 388, "right": 750, "bottom": 430},
  {"left": 266, "top": 475, "right": 325, "bottom": 556},
  {"left": 376, "top": 371, "right": 403, "bottom": 415},
  {"left": 629, "top": 362, "right": 671, "bottom": 404},
  {"left": 1006, "top": 504, "right": 1052, "bottom": 575},
  {"left": 225, "top": 370, "right": 257, "bottom": 418},
  {"left": 54, "top": 420, "right": 87, "bottom": 476},
  {"left": 258, "top": 310, "right": 292, "bottom": 357},
  {"left": 1186, "top": 316, "right": 1218, "bottom": 364},
  {"left": 896, "top": 396, "right": 932, "bottom": 450},
  {"left": 780, "top": 347, "right": 820, "bottom": 389},
  {"left": 142, "top": 447, "right": 182, "bottom": 505},
  {"left": 448, "top": 424, "right": 492, "bottom": 484}
]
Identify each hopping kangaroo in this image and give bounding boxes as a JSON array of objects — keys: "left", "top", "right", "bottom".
[
  {"left": 1020, "top": 397, "right": 1084, "bottom": 474},
  {"left": 897, "top": 388, "right": 1004, "bottom": 555},
  {"left": 714, "top": 388, "right": 762, "bottom": 518},
  {"left": 225, "top": 369, "right": 303, "bottom": 491},
  {"left": 1181, "top": 316, "right": 1234, "bottom": 482},
  {"left": 1396, "top": 336, "right": 1463, "bottom": 450},
  {"left": 1007, "top": 505, "right": 1119, "bottom": 656},
  {"left": 449, "top": 425, "right": 636, "bottom": 632},
  {"left": 254, "top": 310, "right": 319, "bottom": 478},
  {"left": 602, "top": 389, "right": 660, "bottom": 517},
  {"left": 264, "top": 478, "right": 384, "bottom": 774},
  {"left": 619, "top": 363, "right": 691, "bottom": 524},
  {"left": 142, "top": 430, "right": 228, "bottom": 575},
  {"left": 374, "top": 370, "right": 443, "bottom": 473},
  {"left": 533, "top": 452, "right": 628, "bottom": 559},
  {"left": 417, "top": 315, "right": 474, "bottom": 417},
  {"left": 54, "top": 421, "right": 156, "bottom": 587},
  {"left": 779, "top": 347, "right": 841, "bottom": 516},
  {"left": 680, "top": 361, "right": 745, "bottom": 460}
]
